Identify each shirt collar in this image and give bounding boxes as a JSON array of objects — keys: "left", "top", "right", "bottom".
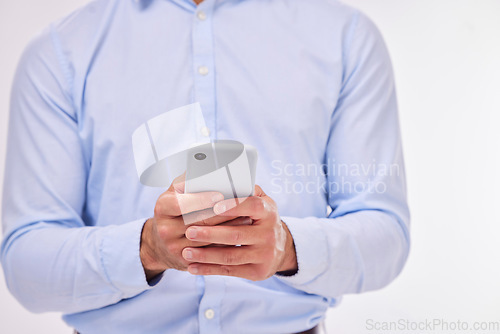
[
  {"left": 131, "top": 0, "right": 221, "bottom": 10},
  {"left": 133, "top": 0, "right": 217, "bottom": 9}
]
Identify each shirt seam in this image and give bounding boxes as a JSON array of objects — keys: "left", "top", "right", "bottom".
[
  {"left": 98, "top": 228, "right": 124, "bottom": 295},
  {"left": 49, "top": 25, "right": 76, "bottom": 119},
  {"left": 340, "top": 10, "right": 361, "bottom": 95}
]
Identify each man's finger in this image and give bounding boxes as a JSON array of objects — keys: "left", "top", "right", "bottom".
[
  {"left": 177, "top": 192, "right": 226, "bottom": 215},
  {"left": 213, "top": 196, "right": 270, "bottom": 220},
  {"left": 253, "top": 184, "right": 265, "bottom": 197},
  {"left": 185, "top": 225, "right": 261, "bottom": 245},
  {"left": 218, "top": 216, "right": 253, "bottom": 226},
  {"left": 160, "top": 191, "right": 224, "bottom": 217},
  {"left": 183, "top": 239, "right": 214, "bottom": 248},
  {"left": 187, "top": 263, "right": 262, "bottom": 281},
  {"left": 182, "top": 208, "right": 241, "bottom": 226},
  {"left": 182, "top": 245, "right": 257, "bottom": 265},
  {"left": 170, "top": 172, "right": 186, "bottom": 194}
]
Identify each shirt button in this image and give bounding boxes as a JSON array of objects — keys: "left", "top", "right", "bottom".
[
  {"left": 204, "top": 308, "right": 215, "bottom": 320},
  {"left": 197, "top": 10, "right": 207, "bottom": 21},
  {"left": 198, "top": 66, "right": 209, "bottom": 76},
  {"left": 200, "top": 126, "right": 210, "bottom": 137}
]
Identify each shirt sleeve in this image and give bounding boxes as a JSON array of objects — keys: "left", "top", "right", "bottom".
[
  {"left": 0, "top": 26, "right": 155, "bottom": 314},
  {"left": 276, "top": 11, "right": 411, "bottom": 298}
]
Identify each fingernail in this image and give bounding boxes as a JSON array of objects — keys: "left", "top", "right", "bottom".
[
  {"left": 214, "top": 202, "right": 226, "bottom": 215},
  {"left": 189, "top": 265, "right": 199, "bottom": 274},
  {"left": 212, "top": 193, "right": 224, "bottom": 203},
  {"left": 186, "top": 227, "right": 198, "bottom": 239},
  {"left": 183, "top": 249, "right": 193, "bottom": 260}
]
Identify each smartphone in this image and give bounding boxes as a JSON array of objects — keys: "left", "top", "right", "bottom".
[{"left": 184, "top": 140, "right": 258, "bottom": 199}]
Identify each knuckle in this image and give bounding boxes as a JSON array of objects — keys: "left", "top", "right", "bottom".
[
  {"left": 154, "top": 201, "right": 164, "bottom": 217},
  {"left": 259, "top": 248, "right": 273, "bottom": 264},
  {"left": 263, "top": 229, "right": 276, "bottom": 245},
  {"left": 249, "top": 269, "right": 262, "bottom": 281},
  {"left": 156, "top": 225, "right": 170, "bottom": 241},
  {"left": 179, "top": 260, "right": 190, "bottom": 271},
  {"left": 195, "top": 195, "right": 206, "bottom": 210},
  {"left": 255, "top": 267, "right": 270, "bottom": 281},
  {"left": 195, "top": 250, "right": 205, "bottom": 262},
  {"left": 201, "top": 266, "right": 211, "bottom": 275},
  {"left": 189, "top": 212, "right": 202, "bottom": 224},
  {"left": 220, "top": 265, "right": 231, "bottom": 276},
  {"left": 156, "top": 193, "right": 181, "bottom": 216},
  {"left": 198, "top": 216, "right": 210, "bottom": 226},
  {"left": 265, "top": 251, "right": 275, "bottom": 264},
  {"left": 166, "top": 242, "right": 178, "bottom": 256},
  {"left": 223, "top": 252, "right": 236, "bottom": 265},
  {"left": 251, "top": 198, "right": 265, "bottom": 212},
  {"left": 200, "top": 228, "right": 209, "bottom": 240},
  {"left": 167, "top": 194, "right": 181, "bottom": 215},
  {"left": 247, "top": 271, "right": 258, "bottom": 281},
  {"left": 232, "top": 230, "right": 242, "bottom": 244}
]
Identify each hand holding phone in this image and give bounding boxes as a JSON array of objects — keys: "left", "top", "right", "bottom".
[{"left": 184, "top": 140, "right": 258, "bottom": 200}]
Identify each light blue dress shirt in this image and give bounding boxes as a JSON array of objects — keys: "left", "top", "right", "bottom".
[{"left": 1, "top": 0, "right": 410, "bottom": 333}]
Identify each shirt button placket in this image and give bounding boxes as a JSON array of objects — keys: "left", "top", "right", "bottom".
[
  {"left": 198, "top": 276, "right": 225, "bottom": 334},
  {"left": 197, "top": 10, "right": 207, "bottom": 21},
  {"left": 198, "top": 66, "right": 209, "bottom": 76},
  {"left": 192, "top": 1, "right": 217, "bottom": 140},
  {"left": 204, "top": 308, "right": 215, "bottom": 320},
  {"left": 192, "top": 3, "right": 222, "bottom": 334}
]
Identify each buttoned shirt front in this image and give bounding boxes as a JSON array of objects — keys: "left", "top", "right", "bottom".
[{"left": 1, "top": 0, "right": 410, "bottom": 333}]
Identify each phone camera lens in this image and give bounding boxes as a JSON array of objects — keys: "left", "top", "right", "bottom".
[{"left": 194, "top": 153, "right": 207, "bottom": 160}]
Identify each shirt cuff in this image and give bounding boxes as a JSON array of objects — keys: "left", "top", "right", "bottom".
[
  {"left": 100, "top": 218, "right": 160, "bottom": 297},
  {"left": 275, "top": 216, "right": 329, "bottom": 287}
]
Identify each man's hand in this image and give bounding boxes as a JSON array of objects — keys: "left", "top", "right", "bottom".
[
  {"left": 140, "top": 175, "right": 250, "bottom": 281},
  {"left": 182, "top": 185, "right": 298, "bottom": 281}
]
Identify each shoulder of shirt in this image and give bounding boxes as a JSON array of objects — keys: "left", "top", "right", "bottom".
[
  {"left": 50, "top": 0, "right": 121, "bottom": 47},
  {"left": 23, "top": 0, "right": 125, "bottom": 59},
  {"left": 17, "top": 0, "right": 126, "bottom": 88},
  {"left": 302, "top": 0, "right": 380, "bottom": 36},
  {"left": 322, "top": 1, "right": 384, "bottom": 40}
]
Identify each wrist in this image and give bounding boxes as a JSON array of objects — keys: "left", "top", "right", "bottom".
[
  {"left": 277, "top": 220, "right": 298, "bottom": 275},
  {"left": 140, "top": 218, "right": 167, "bottom": 281}
]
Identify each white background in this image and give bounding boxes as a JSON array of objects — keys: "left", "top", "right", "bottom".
[{"left": 1, "top": 1, "right": 499, "bottom": 333}]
